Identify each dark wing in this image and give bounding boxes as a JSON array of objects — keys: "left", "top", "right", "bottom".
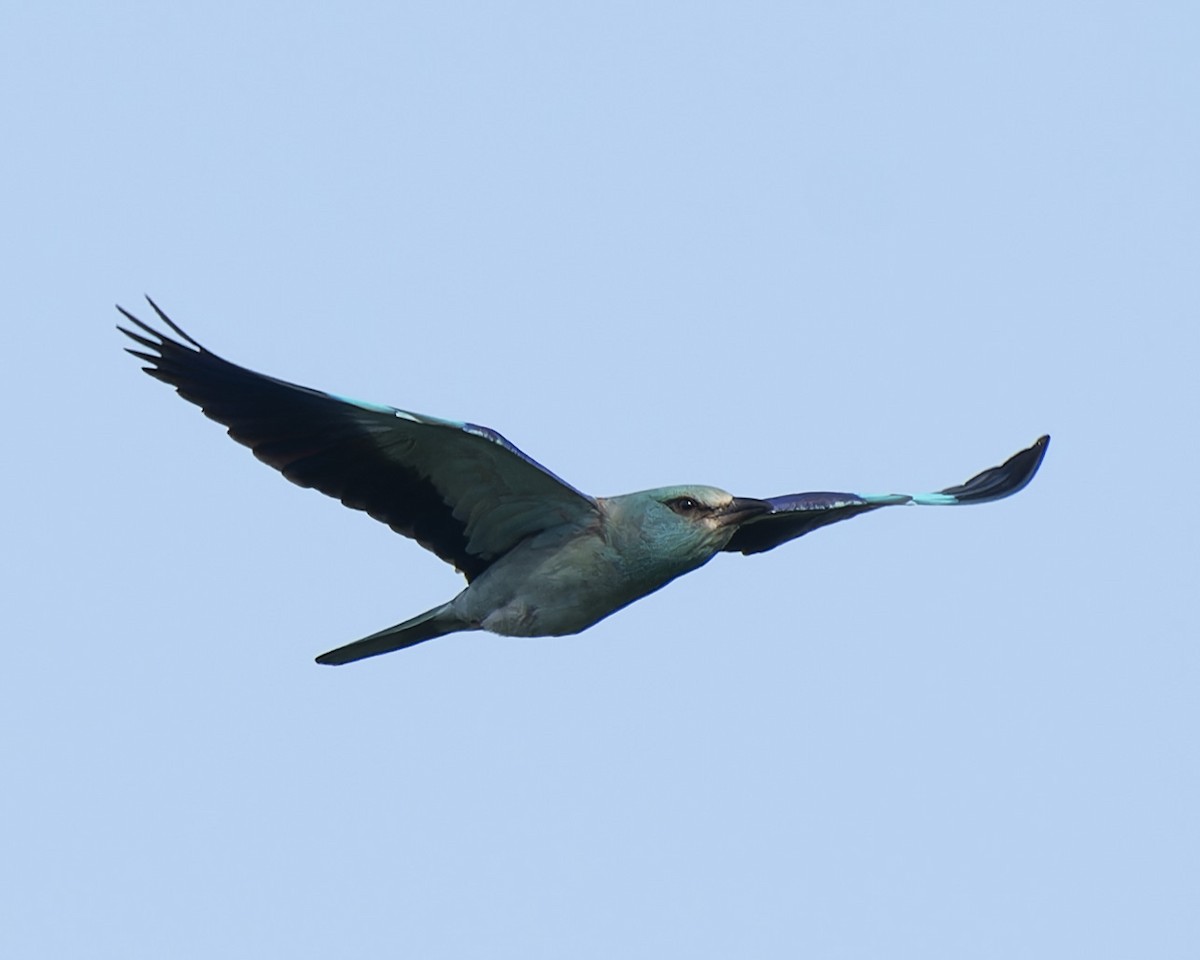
[
  {"left": 119, "top": 298, "right": 599, "bottom": 581},
  {"left": 723, "top": 435, "right": 1049, "bottom": 556}
]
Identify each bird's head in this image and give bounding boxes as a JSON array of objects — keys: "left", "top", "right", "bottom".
[{"left": 604, "top": 485, "right": 772, "bottom": 574}]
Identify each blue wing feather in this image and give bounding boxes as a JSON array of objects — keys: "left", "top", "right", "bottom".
[
  {"left": 724, "top": 436, "right": 1049, "bottom": 555},
  {"left": 119, "top": 298, "right": 598, "bottom": 580}
]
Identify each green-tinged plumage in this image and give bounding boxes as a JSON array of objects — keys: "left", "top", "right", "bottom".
[{"left": 120, "top": 298, "right": 1049, "bottom": 665}]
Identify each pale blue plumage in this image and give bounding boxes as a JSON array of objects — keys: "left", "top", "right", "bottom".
[{"left": 119, "top": 298, "right": 1049, "bottom": 665}]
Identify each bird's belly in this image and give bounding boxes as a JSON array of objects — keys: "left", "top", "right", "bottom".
[
  {"left": 474, "top": 572, "right": 636, "bottom": 637},
  {"left": 453, "top": 536, "right": 674, "bottom": 638},
  {"left": 481, "top": 599, "right": 597, "bottom": 637}
]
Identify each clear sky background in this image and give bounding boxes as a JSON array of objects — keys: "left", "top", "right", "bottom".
[{"left": 4, "top": 2, "right": 1197, "bottom": 957}]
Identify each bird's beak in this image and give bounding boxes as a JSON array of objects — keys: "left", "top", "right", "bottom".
[{"left": 717, "top": 497, "right": 772, "bottom": 527}]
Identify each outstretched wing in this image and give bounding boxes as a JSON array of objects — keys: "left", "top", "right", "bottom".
[
  {"left": 723, "top": 435, "right": 1049, "bottom": 556},
  {"left": 119, "top": 298, "right": 599, "bottom": 581}
]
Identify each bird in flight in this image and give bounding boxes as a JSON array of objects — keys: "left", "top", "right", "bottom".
[{"left": 119, "top": 299, "right": 1049, "bottom": 666}]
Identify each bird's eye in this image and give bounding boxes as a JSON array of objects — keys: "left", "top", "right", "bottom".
[{"left": 668, "top": 497, "right": 700, "bottom": 514}]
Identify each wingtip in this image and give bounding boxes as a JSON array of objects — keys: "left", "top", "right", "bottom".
[
  {"left": 1025, "top": 433, "right": 1051, "bottom": 475},
  {"left": 935, "top": 433, "right": 1050, "bottom": 504},
  {"left": 115, "top": 303, "right": 140, "bottom": 326},
  {"left": 142, "top": 296, "right": 203, "bottom": 348}
]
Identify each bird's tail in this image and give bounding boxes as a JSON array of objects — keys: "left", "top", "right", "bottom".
[{"left": 315, "top": 602, "right": 465, "bottom": 665}]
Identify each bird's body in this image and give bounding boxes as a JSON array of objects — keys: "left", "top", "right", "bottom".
[
  {"left": 119, "top": 299, "right": 1049, "bottom": 665},
  {"left": 455, "top": 487, "right": 757, "bottom": 637},
  {"left": 458, "top": 514, "right": 621, "bottom": 637}
]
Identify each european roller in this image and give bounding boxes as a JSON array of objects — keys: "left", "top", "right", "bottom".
[{"left": 119, "top": 299, "right": 1049, "bottom": 666}]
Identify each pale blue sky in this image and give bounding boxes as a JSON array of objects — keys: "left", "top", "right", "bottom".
[{"left": 4, "top": 3, "right": 1198, "bottom": 957}]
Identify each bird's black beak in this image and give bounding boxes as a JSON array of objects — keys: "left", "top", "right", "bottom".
[{"left": 717, "top": 497, "right": 773, "bottom": 527}]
